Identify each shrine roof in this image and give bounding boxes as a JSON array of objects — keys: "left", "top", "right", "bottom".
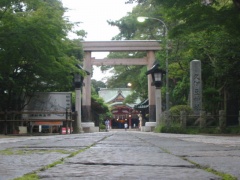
[{"left": 98, "top": 88, "right": 140, "bottom": 105}]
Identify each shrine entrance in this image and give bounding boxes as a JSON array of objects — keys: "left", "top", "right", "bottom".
[
  {"left": 81, "top": 41, "right": 161, "bottom": 132},
  {"left": 98, "top": 88, "right": 141, "bottom": 129},
  {"left": 111, "top": 106, "right": 139, "bottom": 129}
]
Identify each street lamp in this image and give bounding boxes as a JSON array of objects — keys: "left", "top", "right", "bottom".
[
  {"left": 137, "top": 16, "right": 169, "bottom": 111},
  {"left": 146, "top": 62, "right": 165, "bottom": 126},
  {"left": 74, "top": 65, "right": 90, "bottom": 133}
]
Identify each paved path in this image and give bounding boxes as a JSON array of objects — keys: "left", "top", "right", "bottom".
[{"left": 0, "top": 131, "right": 240, "bottom": 179}]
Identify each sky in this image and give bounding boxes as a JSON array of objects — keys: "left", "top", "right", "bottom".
[{"left": 61, "top": 0, "right": 136, "bottom": 81}]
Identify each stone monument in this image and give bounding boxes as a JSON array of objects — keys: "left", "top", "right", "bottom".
[{"left": 190, "top": 60, "right": 202, "bottom": 115}]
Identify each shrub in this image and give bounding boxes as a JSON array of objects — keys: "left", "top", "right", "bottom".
[
  {"left": 99, "top": 124, "right": 106, "bottom": 130},
  {"left": 170, "top": 105, "right": 193, "bottom": 116},
  {"left": 155, "top": 123, "right": 187, "bottom": 134},
  {"left": 155, "top": 125, "right": 240, "bottom": 135}
]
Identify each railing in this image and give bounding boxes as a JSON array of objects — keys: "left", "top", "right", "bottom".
[{"left": 0, "top": 111, "right": 75, "bottom": 135}]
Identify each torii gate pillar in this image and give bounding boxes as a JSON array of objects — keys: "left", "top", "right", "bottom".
[
  {"left": 82, "top": 51, "right": 92, "bottom": 122},
  {"left": 147, "top": 51, "right": 156, "bottom": 123}
]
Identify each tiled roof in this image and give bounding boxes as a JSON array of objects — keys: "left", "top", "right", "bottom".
[
  {"left": 134, "top": 99, "right": 149, "bottom": 110},
  {"left": 110, "top": 102, "right": 136, "bottom": 108},
  {"left": 98, "top": 88, "right": 141, "bottom": 105}
]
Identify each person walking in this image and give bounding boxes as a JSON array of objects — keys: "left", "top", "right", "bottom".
[
  {"left": 124, "top": 122, "right": 128, "bottom": 131},
  {"left": 105, "top": 119, "right": 110, "bottom": 132},
  {"left": 138, "top": 114, "right": 142, "bottom": 131}
]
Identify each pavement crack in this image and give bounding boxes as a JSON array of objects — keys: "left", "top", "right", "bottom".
[{"left": 69, "top": 162, "right": 195, "bottom": 168}]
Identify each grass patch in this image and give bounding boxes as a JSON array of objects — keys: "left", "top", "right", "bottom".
[
  {"left": 67, "top": 148, "right": 86, "bottom": 158},
  {"left": 183, "top": 158, "right": 237, "bottom": 180},
  {"left": 67, "top": 143, "right": 98, "bottom": 158},
  {"left": 13, "top": 159, "right": 65, "bottom": 180},
  {"left": 14, "top": 173, "right": 39, "bottom": 180},
  {"left": 0, "top": 148, "right": 15, "bottom": 155},
  {"left": 0, "top": 148, "right": 72, "bottom": 156},
  {"left": 205, "top": 168, "right": 237, "bottom": 180},
  {"left": 39, "top": 159, "right": 64, "bottom": 171}
]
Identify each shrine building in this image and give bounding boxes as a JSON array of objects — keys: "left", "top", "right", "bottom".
[{"left": 98, "top": 88, "right": 141, "bottom": 129}]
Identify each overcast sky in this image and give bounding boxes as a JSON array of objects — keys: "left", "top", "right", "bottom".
[{"left": 61, "top": 0, "right": 136, "bottom": 81}]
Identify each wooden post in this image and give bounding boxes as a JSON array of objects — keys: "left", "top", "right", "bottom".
[
  {"left": 219, "top": 110, "right": 226, "bottom": 130},
  {"left": 66, "top": 111, "right": 68, "bottom": 134},
  {"left": 70, "top": 111, "right": 73, "bottom": 134},
  {"left": 180, "top": 111, "right": 187, "bottom": 128},
  {"left": 200, "top": 111, "right": 206, "bottom": 128},
  {"left": 238, "top": 111, "right": 240, "bottom": 126},
  {"left": 4, "top": 112, "right": 7, "bottom": 135}
]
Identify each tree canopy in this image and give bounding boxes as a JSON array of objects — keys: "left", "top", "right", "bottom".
[
  {"left": 0, "top": 0, "right": 85, "bottom": 111},
  {"left": 106, "top": 0, "right": 240, "bottom": 124}
]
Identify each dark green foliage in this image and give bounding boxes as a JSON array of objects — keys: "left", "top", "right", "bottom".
[
  {"left": 0, "top": 0, "right": 84, "bottom": 111},
  {"left": 91, "top": 79, "right": 106, "bottom": 93},
  {"left": 155, "top": 124, "right": 240, "bottom": 134},
  {"left": 124, "top": 91, "right": 139, "bottom": 104},
  {"left": 203, "top": 87, "right": 221, "bottom": 114},
  {"left": 155, "top": 123, "right": 187, "bottom": 134},
  {"left": 99, "top": 124, "right": 106, "bottom": 130},
  {"left": 91, "top": 89, "right": 112, "bottom": 124},
  {"left": 91, "top": 94, "right": 109, "bottom": 114},
  {"left": 120, "top": 0, "right": 240, "bottom": 124},
  {"left": 104, "top": 51, "right": 148, "bottom": 100},
  {"left": 169, "top": 105, "right": 193, "bottom": 116}
]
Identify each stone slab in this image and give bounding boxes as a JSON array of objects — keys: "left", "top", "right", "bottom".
[
  {"left": 188, "top": 156, "right": 240, "bottom": 179},
  {"left": 0, "top": 132, "right": 239, "bottom": 179},
  {"left": 38, "top": 164, "right": 220, "bottom": 180}
]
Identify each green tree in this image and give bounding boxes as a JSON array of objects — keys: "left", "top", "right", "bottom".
[
  {"left": 91, "top": 86, "right": 112, "bottom": 126},
  {"left": 106, "top": 2, "right": 168, "bottom": 103},
  {"left": 91, "top": 79, "right": 106, "bottom": 93},
  {"left": 0, "top": 0, "right": 84, "bottom": 111},
  {"left": 113, "top": 0, "right": 240, "bottom": 125},
  {"left": 103, "top": 51, "right": 148, "bottom": 101}
]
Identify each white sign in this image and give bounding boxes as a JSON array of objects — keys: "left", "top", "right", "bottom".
[{"left": 23, "top": 92, "right": 72, "bottom": 120}]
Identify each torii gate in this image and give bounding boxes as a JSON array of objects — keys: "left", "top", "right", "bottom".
[{"left": 81, "top": 40, "right": 161, "bottom": 131}]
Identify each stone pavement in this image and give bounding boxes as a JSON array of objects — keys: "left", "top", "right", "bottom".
[{"left": 0, "top": 131, "right": 239, "bottom": 179}]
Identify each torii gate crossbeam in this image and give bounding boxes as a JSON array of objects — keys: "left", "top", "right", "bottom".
[
  {"left": 91, "top": 58, "right": 148, "bottom": 66},
  {"left": 82, "top": 40, "right": 161, "bottom": 51}
]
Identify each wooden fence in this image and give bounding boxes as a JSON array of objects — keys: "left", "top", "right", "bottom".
[{"left": 162, "top": 110, "right": 240, "bottom": 128}]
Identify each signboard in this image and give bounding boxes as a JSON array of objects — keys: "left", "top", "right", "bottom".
[{"left": 23, "top": 92, "right": 72, "bottom": 123}]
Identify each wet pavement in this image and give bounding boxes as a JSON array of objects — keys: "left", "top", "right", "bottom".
[{"left": 0, "top": 131, "right": 240, "bottom": 179}]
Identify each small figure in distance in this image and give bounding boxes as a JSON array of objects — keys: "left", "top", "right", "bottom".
[
  {"left": 124, "top": 122, "right": 128, "bottom": 131},
  {"left": 105, "top": 118, "right": 110, "bottom": 132}
]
